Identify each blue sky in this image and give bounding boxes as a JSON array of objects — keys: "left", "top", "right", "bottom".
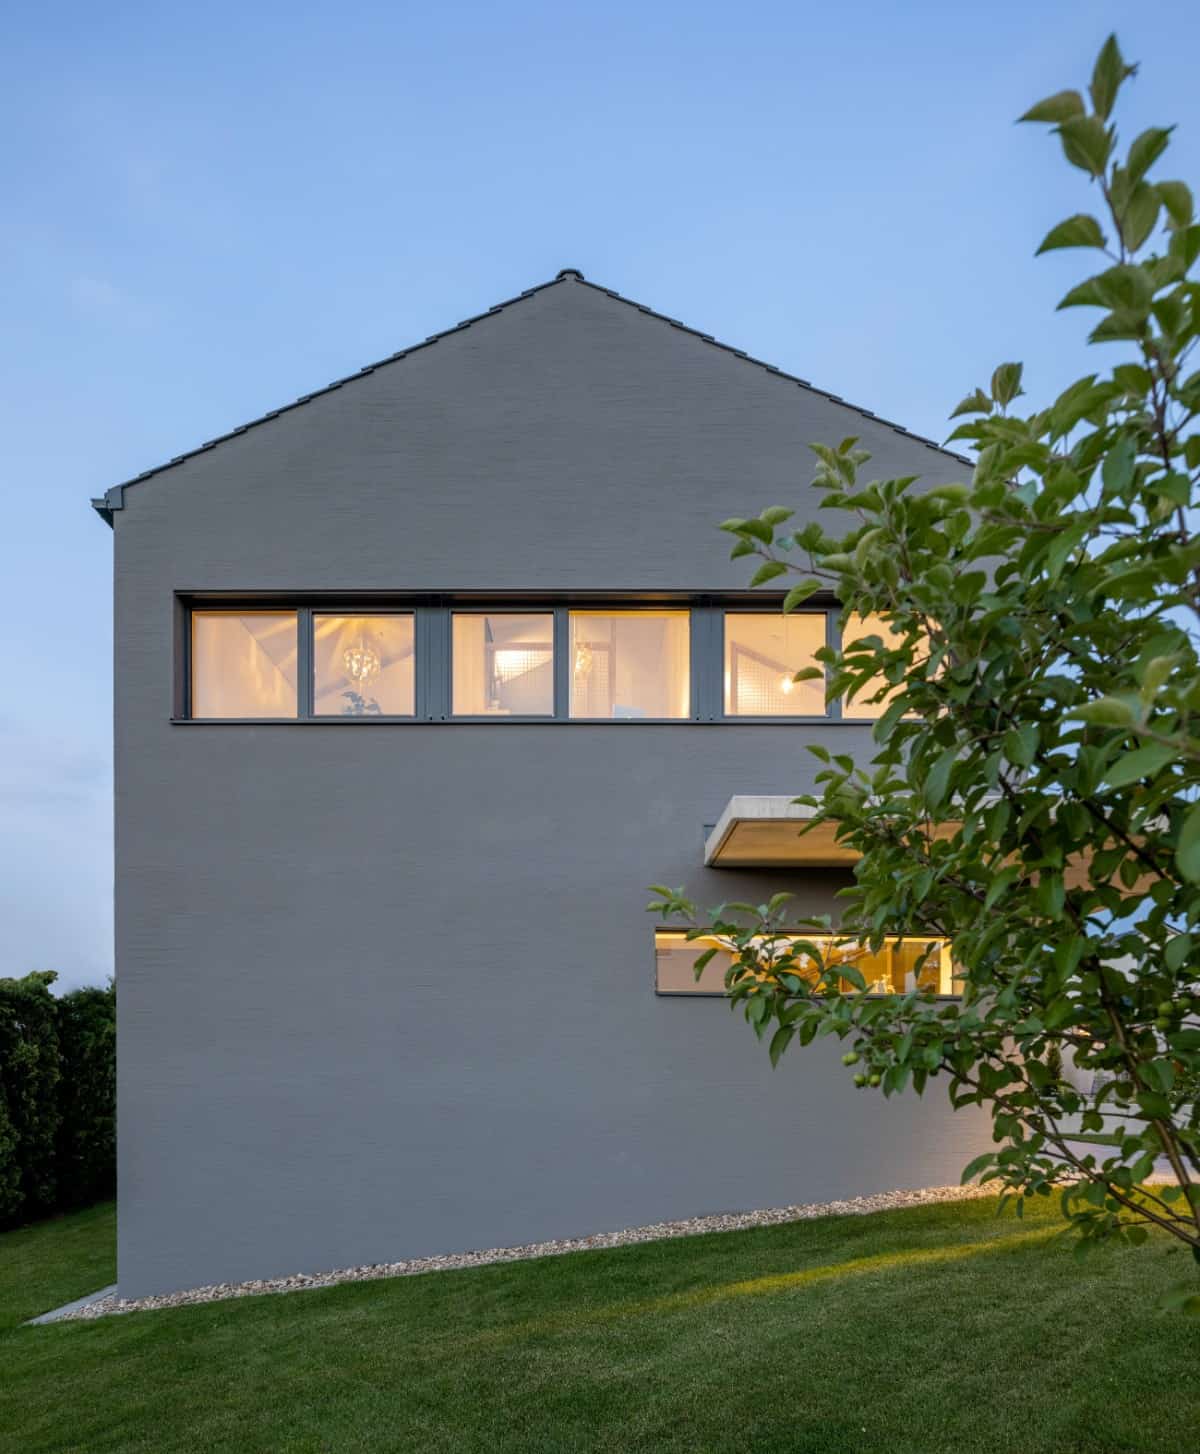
[{"left": 2, "top": 1, "right": 1198, "bottom": 989}]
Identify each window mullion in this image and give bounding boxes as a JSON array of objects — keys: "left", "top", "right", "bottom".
[
  {"left": 692, "top": 604, "right": 718, "bottom": 721},
  {"left": 553, "top": 607, "right": 570, "bottom": 719},
  {"left": 297, "top": 609, "right": 314, "bottom": 718},
  {"left": 418, "top": 604, "right": 450, "bottom": 721}
]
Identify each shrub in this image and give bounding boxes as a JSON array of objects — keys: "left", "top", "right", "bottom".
[
  {"left": 0, "top": 972, "right": 62, "bottom": 1224},
  {"left": 54, "top": 983, "right": 116, "bottom": 1211},
  {"left": 0, "top": 971, "right": 116, "bottom": 1227}
]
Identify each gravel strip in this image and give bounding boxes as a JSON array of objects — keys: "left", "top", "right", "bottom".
[{"left": 58, "top": 1184, "right": 995, "bottom": 1321}]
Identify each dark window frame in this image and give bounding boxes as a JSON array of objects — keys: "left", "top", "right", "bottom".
[
  {"left": 717, "top": 605, "right": 840, "bottom": 725},
  {"left": 173, "top": 591, "right": 886, "bottom": 725},
  {"left": 448, "top": 608, "right": 559, "bottom": 721},
  {"left": 566, "top": 606, "right": 695, "bottom": 723},
  {"left": 310, "top": 608, "right": 419, "bottom": 720}
]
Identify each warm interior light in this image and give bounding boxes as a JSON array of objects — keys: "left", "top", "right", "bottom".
[
  {"left": 493, "top": 647, "right": 548, "bottom": 683},
  {"left": 574, "top": 643, "right": 593, "bottom": 677},
  {"left": 779, "top": 675, "right": 793, "bottom": 695},
  {"left": 343, "top": 639, "right": 381, "bottom": 687},
  {"left": 654, "top": 930, "right": 957, "bottom": 996}
]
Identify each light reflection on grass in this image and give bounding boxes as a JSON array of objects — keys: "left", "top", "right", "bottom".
[{"left": 473, "top": 1224, "right": 1062, "bottom": 1349}]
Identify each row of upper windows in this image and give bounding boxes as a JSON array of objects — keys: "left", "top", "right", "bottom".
[{"left": 185, "top": 606, "right": 903, "bottom": 721}]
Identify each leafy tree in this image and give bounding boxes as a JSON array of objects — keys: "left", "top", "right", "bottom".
[{"left": 652, "top": 36, "right": 1200, "bottom": 1300}]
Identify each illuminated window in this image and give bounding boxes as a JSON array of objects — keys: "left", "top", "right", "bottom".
[
  {"left": 724, "top": 612, "right": 826, "bottom": 716},
  {"left": 569, "top": 611, "right": 689, "bottom": 719},
  {"left": 452, "top": 613, "right": 554, "bottom": 716},
  {"left": 842, "top": 613, "right": 909, "bottom": 719},
  {"left": 191, "top": 611, "right": 298, "bottom": 719},
  {"left": 654, "top": 930, "right": 957, "bottom": 996},
  {"left": 314, "top": 614, "right": 414, "bottom": 716}
]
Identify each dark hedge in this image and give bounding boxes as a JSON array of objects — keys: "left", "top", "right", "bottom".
[{"left": 0, "top": 972, "right": 115, "bottom": 1227}]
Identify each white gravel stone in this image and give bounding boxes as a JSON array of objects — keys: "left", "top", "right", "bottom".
[{"left": 58, "top": 1184, "right": 996, "bottom": 1321}]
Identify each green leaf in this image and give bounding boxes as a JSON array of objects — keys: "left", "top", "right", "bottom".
[
  {"left": 782, "top": 580, "right": 823, "bottom": 613},
  {"left": 949, "top": 388, "right": 992, "bottom": 418},
  {"left": 1119, "top": 182, "right": 1160, "bottom": 252},
  {"left": 1177, "top": 804, "right": 1200, "bottom": 882},
  {"left": 768, "top": 1024, "right": 794, "bottom": 1068},
  {"left": 1004, "top": 723, "right": 1039, "bottom": 768},
  {"left": 1019, "top": 90, "right": 1085, "bottom": 125},
  {"left": 1135, "top": 1089, "right": 1172, "bottom": 1120},
  {"left": 1089, "top": 35, "right": 1132, "bottom": 121},
  {"left": 739, "top": 518, "right": 774, "bottom": 545},
  {"left": 1068, "top": 696, "right": 1137, "bottom": 727},
  {"left": 691, "top": 948, "right": 719, "bottom": 977},
  {"left": 924, "top": 745, "right": 957, "bottom": 810},
  {"left": 760, "top": 506, "right": 794, "bottom": 526},
  {"left": 1101, "top": 432, "right": 1137, "bottom": 496},
  {"left": 1100, "top": 743, "right": 1176, "bottom": 789},
  {"left": 983, "top": 865, "right": 1021, "bottom": 912},
  {"left": 1059, "top": 264, "right": 1151, "bottom": 312},
  {"left": 1035, "top": 214, "right": 1107, "bottom": 254},
  {"left": 1126, "top": 127, "right": 1172, "bottom": 187},
  {"left": 749, "top": 560, "right": 787, "bottom": 587},
  {"left": 1168, "top": 223, "right": 1200, "bottom": 272},
  {"left": 1057, "top": 116, "right": 1114, "bottom": 177},
  {"left": 960, "top": 1152, "right": 995, "bottom": 1183},
  {"left": 1035, "top": 872, "right": 1065, "bottom": 919},
  {"left": 1158, "top": 180, "right": 1194, "bottom": 230},
  {"left": 1046, "top": 520, "right": 1087, "bottom": 579},
  {"left": 1089, "top": 309, "right": 1149, "bottom": 344},
  {"left": 990, "top": 361, "right": 1024, "bottom": 406}
]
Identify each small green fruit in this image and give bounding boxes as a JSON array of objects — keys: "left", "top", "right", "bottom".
[
  {"left": 868, "top": 1073, "right": 882, "bottom": 1087},
  {"left": 842, "top": 1051, "right": 859, "bottom": 1066},
  {"left": 1157, "top": 1000, "right": 1174, "bottom": 1017},
  {"left": 1155, "top": 1016, "right": 1171, "bottom": 1031},
  {"left": 853, "top": 1073, "right": 867, "bottom": 1088}
]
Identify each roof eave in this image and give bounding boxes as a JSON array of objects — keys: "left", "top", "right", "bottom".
[{"left": 91, "top": 486, "right": 124, "bottom": 528}]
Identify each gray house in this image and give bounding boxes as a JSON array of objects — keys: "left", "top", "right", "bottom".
[{"left": 94, "top": 268, "right": 988, "bottom": 1298}]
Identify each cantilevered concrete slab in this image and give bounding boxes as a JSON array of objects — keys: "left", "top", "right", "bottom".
[
  {"left": 705, "top": 795, "right": 1149, "bottom": 893},
  {"left": 704, "top": 796, "right": 859, "bottom": 868}
]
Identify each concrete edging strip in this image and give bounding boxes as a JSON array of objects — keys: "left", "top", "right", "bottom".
[{"left": 27, "top": 1284, "right": 118, "bottom": 1325}]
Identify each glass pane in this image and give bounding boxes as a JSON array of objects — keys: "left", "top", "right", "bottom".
[
  {"left": 890, "top": 939, "right": 955, "bottom": 995},
  {"left": 570, "top": 611, "right": 689, "bottom": 719},
  {"left": 191, "top": 612, "right": 297, "bottom": 719},
  {"left": 723, "top": 613, "right": 826, "bottom": 716},
  {"left": 654, "top": 932, "right": 732, "bottom": 993},
  {"left": 314, "top": 614, "right": 415, "bottom": 716},
  {"left": 842, "top": 612, "right": 905, "bottom": 718},
  {"left": 452, "top": 614, "right": 554, "bottom": 716},
  {"left": 655, "top": 932, "right": 957, "bottom": 996}
]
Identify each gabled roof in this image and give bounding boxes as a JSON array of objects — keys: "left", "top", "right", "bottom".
[{"left": 91, "top": 268, "right": 968, "bottom": 525}]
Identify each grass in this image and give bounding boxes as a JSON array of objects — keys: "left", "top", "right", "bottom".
[{"left": 2, "top": 1198, "right": 1198, "bottom": 1453}]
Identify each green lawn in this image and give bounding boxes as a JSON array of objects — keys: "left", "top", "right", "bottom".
[{"left": 2, "top": 1198, "right": 1198, "bottom": 1453}]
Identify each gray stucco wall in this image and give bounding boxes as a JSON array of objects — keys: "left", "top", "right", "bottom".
[{"left": 109, "top": 274, "right": 987, "bottom": 1297}]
